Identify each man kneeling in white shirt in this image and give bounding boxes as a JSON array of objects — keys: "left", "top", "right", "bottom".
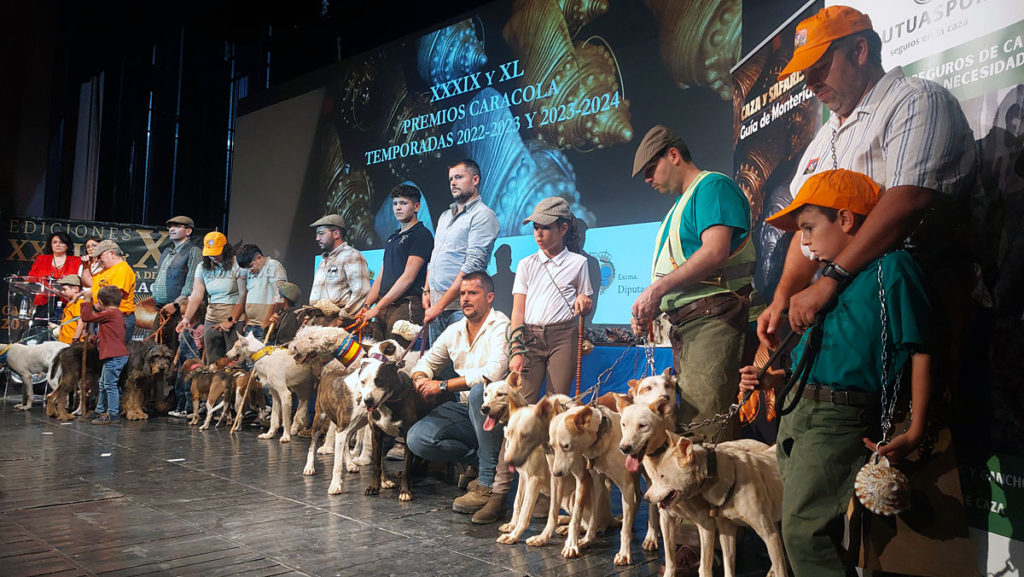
[{"left": 408, "top": 271, "right": 509, "bottom": 524}]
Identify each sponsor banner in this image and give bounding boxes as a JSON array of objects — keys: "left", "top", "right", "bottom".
[
  {"left": 963, "top": 455, "right": 1024, "bottom": 541},
  {"left": 2, "top": 215, "right": 209, "bottom": 342},
  {"left": 901, "top": 23, "right": 1024, "bottom": 101}
]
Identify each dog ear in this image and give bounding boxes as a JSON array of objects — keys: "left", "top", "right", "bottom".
[
  {"left": 536, "top": 396, "right": 554, "bottom": 420},
  {"left": 509, "top": 391, "right": 523, "bottom": 413},
  {"left": 506, "top": 371, "right": 519, "bottom": 389},
  {"left": 569, "top": 407, "right": 593, "bottom": 434},
  {"left": 662, "top": 367, "right": 676, "bottom": 386},
  {"left": 649, "top": 396, "right": 672, "bottom": 418},
  {"left": 627, "top": 379, "right": 640, "bottom": 395},
  {"left": 675, "top": 437, "right": 694, "bottom": 465},
  {"left": 381, "top": 341, "right": 397, "bottom": 357},
  {"left": 614, "top": 393, "right": 632, "bottom": 412}
]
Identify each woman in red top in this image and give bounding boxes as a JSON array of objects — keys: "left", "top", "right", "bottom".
[{"left": 27, "top": 231, "right": 82, "bottom": 318}]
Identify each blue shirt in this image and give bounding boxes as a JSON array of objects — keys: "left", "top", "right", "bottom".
[{"left": 427, "top": 196, "right": 499, "bottom": 309}]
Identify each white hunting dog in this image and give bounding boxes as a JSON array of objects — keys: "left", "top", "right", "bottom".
[
  {"left": 225, "top": 332, "right": 316, "bottom": 443},
  {"left": 2, "top": 341, "right": 68, "bottom": 410},
  {"left": 619, "top": 396, "right": 787, "bottom": 577}
]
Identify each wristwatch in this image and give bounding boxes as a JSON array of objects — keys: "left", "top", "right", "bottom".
[
  {"left": 821, "top": 262, "right": 852, "bottom": 287},
  {"left": 438, "top": 379, "right": 449, "bottom": 392}
]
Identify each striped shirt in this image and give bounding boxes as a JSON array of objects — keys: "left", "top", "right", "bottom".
[{"left": 790, "top": 67, "right": 975, "bottom": 254}]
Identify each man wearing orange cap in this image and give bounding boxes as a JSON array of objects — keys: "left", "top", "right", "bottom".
[
  {"left": 741, "top": 169, "right": 933, "bottom": 577},
  {"left": 758, "top": 6, "right": 974, "bottom": 356}
]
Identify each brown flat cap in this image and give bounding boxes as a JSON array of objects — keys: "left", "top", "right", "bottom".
[
  {"left": 632, "top": 125, "right": 677, "bottom": 177},
  {"left": 57, "top": 274, "right": 82, "bottom": 287},
  {"left": 276, "top": 281, "right": 300, "bottom": 304},
  {"left": 310, "top": 214, "right": 345, "bottom": 228},
  {"left": 166, "top": 215, "right": 195, "bottom": 227},
  {"left": 523, "top": 197, "right": 572, "bottom": 226}
]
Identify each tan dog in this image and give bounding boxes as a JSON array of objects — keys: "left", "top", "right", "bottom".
[
  {"left": 303, "top": 366, "right": 358, "bottom": 494},
  {"left": 185, "top": 358, "right": 233, "bottom": 426},
  {"left": 623, "top": 397, "right": 786, "bottom": 577},
  {"left": 227, "top": 369, "right": 266, "bottom": 433},
  {"left": 550, "top": 404, "right": 640, "bottom": 565}
]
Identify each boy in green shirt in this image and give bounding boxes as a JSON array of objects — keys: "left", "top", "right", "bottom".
[{"left": 739, "top": 169, "right": 933, "bottom": 577}]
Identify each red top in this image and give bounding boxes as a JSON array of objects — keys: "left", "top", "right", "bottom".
[
  {"left": 80, "top": 305, "right": 129, "bottom": 359},
  {"left": 27, "top": 254, "right": 83, "bottom": 306}
]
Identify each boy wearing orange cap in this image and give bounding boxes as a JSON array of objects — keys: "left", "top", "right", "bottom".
[{"left": 739, "top": 169, "right": 933, "bottom": 576}]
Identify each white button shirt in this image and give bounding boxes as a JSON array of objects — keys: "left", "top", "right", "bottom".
[
  {"left": 512, "top": 247, "right": 593, "bottom": 326},
  {"left": 413, "top": 308, "right": 509, "bottom": 403}
]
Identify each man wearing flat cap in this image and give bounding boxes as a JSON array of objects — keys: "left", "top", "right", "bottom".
[
  {"left": 309, "top": 214, "right": 370, "bottom": 318},
  {"left": 152, "top": 216, "right": 203, "bottom": 320},
  {"left": 632, "top": 125, "right": 755, "bottom": 439},
  {"left": 89, "top": 239, "right": 138, "bottom": 342},
  {"left": 758, "top": 5, "right": 975, "bottom": 347}
]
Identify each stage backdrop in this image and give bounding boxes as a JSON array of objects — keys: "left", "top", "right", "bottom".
[
  {"left": 2, "top": 215, "right": 210, "bottom": 343},
  {"left": 231, "top": 0, "right": 747, "bottom": 329}
]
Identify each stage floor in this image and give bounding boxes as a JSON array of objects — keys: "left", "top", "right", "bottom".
[{"left": 0, "top": 398, "right": 773, "bottom": 577}]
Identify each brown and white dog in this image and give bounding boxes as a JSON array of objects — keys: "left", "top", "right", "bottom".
[
  {"left": 620, "top": 396, "right": 786, "bottom": 577},
  {"left": 183, "top": 357, "right": 233, "bottom": 426},
  {"left": 226, "top": 332, "right": 317, "bottom": 443},
  {"left": 2, "top": 341, "right": 68, "bottom": 411},
  {"left": 550, "top": 404, "right": 640, "bottom": 565}
]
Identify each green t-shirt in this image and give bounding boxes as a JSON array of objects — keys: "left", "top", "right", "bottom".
[
  {"left": 792, "top": 251, "right": 930, "bottom": 392},
  {"left": 674, "top": 172, "right": 750, "bottom": 258}
]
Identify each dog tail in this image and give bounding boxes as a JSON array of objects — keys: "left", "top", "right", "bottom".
[{"left": 48, "top": 358, "right": 62, "bottom": 391}]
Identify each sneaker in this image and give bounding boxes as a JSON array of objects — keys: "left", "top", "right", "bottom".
[
  {"left": 168, "top": 410, "right": 187, "bottom": 418},
  {"left": 386, "top": 440, "right": 406, "bottom": 461},
  {"left": 452, "top": 481, "right": 492, "bottom": 514},
  {"left": 458, "top": 465, "right": 478, "bottom": 489},
  {"left": 471, "top": 491, "right": 507, "bottom": 524},
  {"left": 91, "top": 413, "right": 111, "bottom": 425}
]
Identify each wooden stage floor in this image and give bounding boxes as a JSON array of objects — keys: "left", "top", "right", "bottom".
[{"left": 0, "top": 399, "right": 772, "bottom": 577}]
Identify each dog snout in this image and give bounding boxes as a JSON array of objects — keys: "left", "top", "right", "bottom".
[
  {"left": 364, "top": 397, "right": 375, "bottom": 409},
  {"left": 620, "top": 443, "right": 633, "bottom": 454},
  {"left": 480, "top": 405, "right": 490, "bottom": 415}
]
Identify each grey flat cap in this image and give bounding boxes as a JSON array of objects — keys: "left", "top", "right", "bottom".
[
  {"left": 57, "top": 274, "right": 82, "bottom": 287},
  {"left": 94, "top": 239, "right": 122, "bottom": 256},
  {"left": 522, "top": 197, "right": 572, "bottom": 226},
  {"left": 310, "top": 214, "right": 345, "bottom": 228},
  {"left": 632, "top": 125, "right": 677, "bottom": 177},
  {"left": 276, "top": 281, "right": 300, "bottom": 304}
]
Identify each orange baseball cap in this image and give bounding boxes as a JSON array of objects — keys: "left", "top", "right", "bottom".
[
  {"left": 766, "top": 169, "right": 880, "bottom": 232},
  {"left": 202, "top": 231, "right": 228, "bottom": 256},
  {"left": 778, "top": 5, "right": 873, "bottom": 80}
]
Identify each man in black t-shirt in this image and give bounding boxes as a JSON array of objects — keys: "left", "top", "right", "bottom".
[{"left": 362, "top": 184, "right": 434, "bottom": 347}]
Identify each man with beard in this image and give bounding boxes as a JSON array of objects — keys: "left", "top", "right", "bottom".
[
  {"left": 422, "top": 159, "right": 499, "bottom": 346},
  {"left": 151, "top": 216, "right": 203, "bottom": 321},
  {"left": 361, "top": 184, "right": 434, "bottom": 348},
  {"left": 407, "top": 272, "right": 510, "bottom": 524},
  {"left": 308, "top": 214, "right": 370, "bottom": 318}
]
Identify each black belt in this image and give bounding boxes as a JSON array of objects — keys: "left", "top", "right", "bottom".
[{"left": 802, "top": 384, "right": 877, "bottom": 407}]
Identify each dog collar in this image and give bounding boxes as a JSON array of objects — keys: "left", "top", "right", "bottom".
[
  {"left": 250, "top": 346, "right": 279, "bottom": 362},
  {"left": 367, "top": 352, "right": 388, "bottom": 363},
  {"left": 333, "top": 335, "right": 363, "bottom": 367},
  {"left": 648, "top": 439, "right": 670, "bottom": 458}
]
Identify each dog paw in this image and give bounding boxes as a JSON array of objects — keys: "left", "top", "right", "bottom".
[
  {"left": 13, "top": 404, "right": 28, "bottom": 410},
  {"left": 525, "top": 535, "right": 549, "bottom": 547},
  {"left": 365, "top": 485, "right": 380, "bottom": 496},
  {"left": 279, "top": 435, "right": 291, "bottom": 444},
  {"left": 58, "top": 414, "right": 74, "bottom": 422},
  {"left": 556, "top": 526, "right": 570, "bottom": 537},
  {"left": 498, "top": 522, "right": 514, "bottom": 533},
  {"left": 257, "top": 432, "right": 273, "bottom": 439},
  {"left": 561, "top": 543, "right": 581, "bottom": 558},
  {"left": 317, "top": 446, "right": 334, "bottom": 455},
  {"left": 199, "top": 424, "right": 210, "bottom": 431},
  {"left": 496, "top": 533, "right": 518, "bottom": 545},
  {"left": 353, "top": 456, "right": 371, "bottom": 466},
  {"left": 642, "top": 535, "right": 660, "bottom": 551},
  {"left": 381, "top": 478, "right": 396, "bottom": 489},
  {"left": 346, "top": 464, "right": 361, "bottom": 473},
  {"left": 613, "top": 552, "right": 632, "bottom": 566},
  {"left": 303, "top": 466, "right": 316, "bottom": 476},
  {"left": 398, "top": 490, "right": 412, "bottom": 502},
  {"left": 328, "top": 482, "right": 343, "bottom": 495}
]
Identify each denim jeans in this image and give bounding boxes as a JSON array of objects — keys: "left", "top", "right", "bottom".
[
  {"left": 428, "top": 308, "right": 465, "bottom": 347},
  {"left": 406, "top": 383, "right": 503, "bottom": 488},
  {"left": 123, "top": 312, "right": 136, "bottom": 343},
  {"left": 96, "top": 355, "right": 128, "bottom": 419}
]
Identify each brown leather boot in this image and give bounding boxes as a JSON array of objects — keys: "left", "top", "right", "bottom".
[{"left": 471, "top": 491, "right": 506, "bottom": 524}]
